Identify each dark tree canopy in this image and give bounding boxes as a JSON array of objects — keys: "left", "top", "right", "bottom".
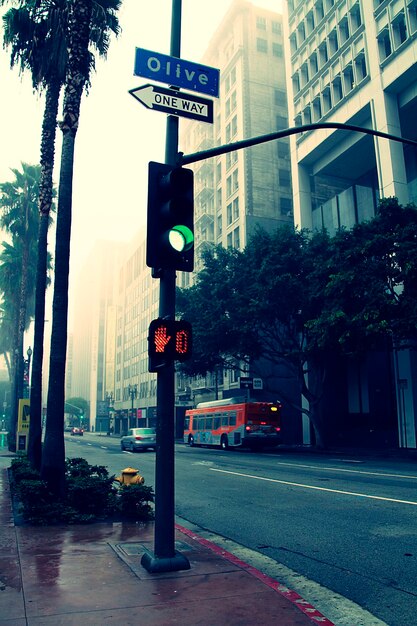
[{"left": 177, "top": 198, "right": 417, "bottom": 448}]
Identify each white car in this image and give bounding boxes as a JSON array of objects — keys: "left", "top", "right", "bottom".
[{"left": 120, "top": 428, "right": 156, "bottom": 452}]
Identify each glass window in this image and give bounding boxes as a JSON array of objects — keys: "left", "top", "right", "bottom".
[
  {"left": 233, "top": 227, "right": 240, "bottom": 249},
  {"left": 257, "top": 38, "right": 268, "bottom": 53},
  {"left": 233, "top": 197, "right": 239, "bottom": 220},
  {"left": 338, "top": 187, "right": 356, "bottom": 229},
  {"left": 217, "top": 214, "right": 222, "bottom": 236},
  {"left": 226, "top": 122, "right": 231, "bottom": 143},
  {"left": 227, "top": 202, "right": 233, "bottom": 225},
  {"left": 232, "top": 168, "right": 239, "bottom": 192},
  {"left": 257, "top": 16, "right": 266, "bottom": 30},
  {"left": 354, "top": 53, "right": 367, "bottom": 82},
  {"left": 278, "top": 142, "right": 289, "bottom": 159},
  {"left": 272, "top": 21, "right": 281, "bottom": 34},
  {"left": 276, "top": 115, "right": 288, "bottom": 129},
  {"left": 216, "top": 162, "right": 221, "bottom": 182},
  {"left": 392, "top": 12, "right": 407, "bottom": 48},
  {"left": 226, "top": 175, "right": 232, "bottom": 197},
  {"left": 280, "top": 197, "right": 293, "bottom": 215},
  {"left": 226, "top": 97, "right": 231, "bottom": 118},
  {"left": 378, "top": 27, "right": 391, "bottom": 61},
  {"left": 273, "top": 43, "right": 283, "bottom": 57},
  {"left": 274, "top": 89, "right": 286, "bottom": 106},
  {"left": 279, "top": 169, "right": 291, "bottom": 187}
]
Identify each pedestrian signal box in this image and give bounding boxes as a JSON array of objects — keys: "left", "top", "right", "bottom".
[{"left": 148, "top": 318, "right": 192, "bottom": 372}]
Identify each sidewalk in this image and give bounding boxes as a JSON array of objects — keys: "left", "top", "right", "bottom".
[{"left": 0, "top": 449, "right": 335, "bottom": 626}]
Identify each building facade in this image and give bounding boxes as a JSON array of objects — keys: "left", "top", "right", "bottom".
[
  {"left": 95, "top": 0, "right": 296, "bottom": 431},
  {"left": 69, "top": 240, "right": 123, "bottom": 431},
  {"left": 284, "top": 0, "right": 417, "bottom": 447},
  {"left": 177, "top": 0, "right": 294, "bottom": 405},
  {"left": 179, "top": 0, "right": 292, "bottom": 282}
]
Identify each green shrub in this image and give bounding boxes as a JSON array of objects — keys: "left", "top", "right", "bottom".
[
  {"left": 117, "top": 484, "right": 155, "bottom": 521},
  {"left": 16, "top": 479, "right": 73, "bottom": 525},
  {"left": 10, "top": 456, "right": 39, "bottom": 485},
  {"left": 9, "top": 455, "right": 154, "bottom": 525}
]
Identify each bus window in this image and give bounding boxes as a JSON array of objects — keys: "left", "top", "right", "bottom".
[
  {"left": 206, "top": 417, "right": 213, "bottom": 430},
  {"left": 229, "top": 412, "right": 237, "bottom": 426},
  {"left": 214, "top": 415, "right": 221, "bottom": 430},
  {"left": 221, "top": 413, "right": 229, "bottom": 427},
  {"left": 184, "top": 417, "right": 190, "bottom": 430}
]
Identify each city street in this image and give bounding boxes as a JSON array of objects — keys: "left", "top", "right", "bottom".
[{"left": 66, "top": 433, "right": 417, "bottom": 626}]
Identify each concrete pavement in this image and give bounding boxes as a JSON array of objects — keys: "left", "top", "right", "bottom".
[{"left": 0, "top": 444, "right": 337, "bottom": 626}]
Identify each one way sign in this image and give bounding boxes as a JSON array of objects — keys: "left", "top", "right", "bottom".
[{"left": 129, "top": 84, "right": 213, "bottom": 124}]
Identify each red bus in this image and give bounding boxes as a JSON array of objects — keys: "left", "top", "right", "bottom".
[{"left": 184, "top": 397, "right": 282, "bottom": 450}]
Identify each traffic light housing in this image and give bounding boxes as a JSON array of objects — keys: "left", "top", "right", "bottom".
[
  {"left": 147, "top": 162, "right": 194, "bottom": 272},
  {"left": 148, "top": 318, "right": 192, "bottom": 372}
]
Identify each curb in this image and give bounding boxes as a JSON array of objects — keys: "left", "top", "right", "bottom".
[{"left": 176, "top": 522, "right": 336, "bottom": 625}]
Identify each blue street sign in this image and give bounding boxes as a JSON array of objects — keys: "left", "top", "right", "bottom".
[{"left": 134, "top": 48, "right": 220, "bottom": 98}]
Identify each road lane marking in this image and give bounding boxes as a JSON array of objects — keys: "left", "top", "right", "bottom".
[
  {"left": 210, "top": 468, "right": 417, "bottom": 506},
  {"left": 275, "top": 461, "right": 417, "bottom": 480}
]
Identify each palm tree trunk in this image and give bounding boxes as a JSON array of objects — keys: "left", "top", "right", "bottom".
[
  {"left": 41, "top": 130, "right": 74, "bottom": 496},
  {"left": 8, "top": 240, "right": 29, "bottom": 452},
  {"left": 41, "top": 0, "right": 93, "bottom": 497},
  {"left": 28, "top": 80, "right": 61, "bottom": 471}
]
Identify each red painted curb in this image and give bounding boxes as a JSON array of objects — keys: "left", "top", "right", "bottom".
[{"left": 176, "top": 523, "right": 336, "bottom": 625}]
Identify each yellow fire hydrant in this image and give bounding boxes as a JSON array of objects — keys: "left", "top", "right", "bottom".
[{"left": 114, "top": 467, "right": 144, "bottom": 485}]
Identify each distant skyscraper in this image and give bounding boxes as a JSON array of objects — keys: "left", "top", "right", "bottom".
[{"left": 69, "top": 240, "right": 123, "bottom": 430}]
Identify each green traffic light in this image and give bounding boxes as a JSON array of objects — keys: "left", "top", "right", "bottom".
[{"left": 169, "top": 225, "right": 194, "bottom": 252}]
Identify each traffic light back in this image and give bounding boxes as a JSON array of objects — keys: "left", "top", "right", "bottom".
[{"left": 147, "top": 162, "right": 194, "bottom": 272}]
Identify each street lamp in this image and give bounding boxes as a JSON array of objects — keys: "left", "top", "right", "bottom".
[
  {"left": 128, "top": 384, "right": 138, "bottom": 428},
  {"left": 106, "top": 391, "right": 114, "bottom": 435},
  {"left": 24, "top": 347, "right": 32, "bottom": 399}
]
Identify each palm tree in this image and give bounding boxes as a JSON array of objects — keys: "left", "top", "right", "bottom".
[
  {"left": 40, "top": 0, "right": 121, "bottom": 495},
  {"left": 0, "top": 163, "right": 41, "bottom": 449},
  {"left": 1, "top": 0, "right": 121, "bottom": 468}
]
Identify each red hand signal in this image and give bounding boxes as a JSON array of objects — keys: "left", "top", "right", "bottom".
[{"left": 154, "top": 324, "right": 172, "bottom": 353}]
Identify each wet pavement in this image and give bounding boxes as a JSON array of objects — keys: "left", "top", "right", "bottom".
[{"left": 0, "top": 448, "right": 336, "bottom": 625}]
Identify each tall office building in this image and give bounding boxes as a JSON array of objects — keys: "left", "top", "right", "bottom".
[
  {"left": 175, "top": 0, "right": 294, "bottom": 404},
  {"left": 284, "top": 0, "right": 417, "bottom": 447},
  {"left": 179, "top": 0, "right": 293, "bottom": 284},
  {"left": 102, "top": 0, "right": 294, "bottom": 424}
]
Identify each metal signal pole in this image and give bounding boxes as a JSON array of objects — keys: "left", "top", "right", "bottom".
[{"left": 141, "top": 0, "right": 190, "bottom": 574}]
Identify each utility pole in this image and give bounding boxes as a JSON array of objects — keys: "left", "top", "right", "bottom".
[{"left": 141, "top": 0, "right": 190, "bottom": 574}]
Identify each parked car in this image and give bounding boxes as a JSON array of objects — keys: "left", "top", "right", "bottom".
[
  {"left": 120, "top": 428, "right": 156, "bottom": 452},
  {"left": 71, "top": 427, "right": 84, "bottom": 436}
]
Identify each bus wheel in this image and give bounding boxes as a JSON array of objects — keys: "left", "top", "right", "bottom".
[
  {"left": 220, "top": 435, "right": 229, "bottom": 450},
  {"left": 188, "top": 435, "right": 195, "bottom": 447}
]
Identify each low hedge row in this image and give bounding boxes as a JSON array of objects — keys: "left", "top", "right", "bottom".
[{"left": 10, "top": 455, "right": 154, "bottom": 525}]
